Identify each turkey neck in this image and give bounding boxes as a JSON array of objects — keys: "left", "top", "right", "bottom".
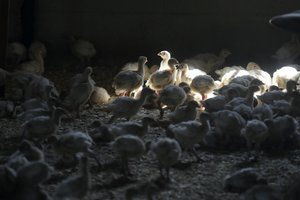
[
  {"left": 161, "top": 57, "right": 170, "bottom": 70},
  {"left": 137, "top": 59, "right": 145, "bottom": 78},
  {"left": 169, "top": 64, "right": 177, "bottom": 84},
  {"left": 245, "top": 86, "right": 257, "bottom": 106},
  {"left": 200, "top": 117, "right": 211, "bottom": 134}
]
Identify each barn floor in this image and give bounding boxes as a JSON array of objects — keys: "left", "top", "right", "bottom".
[{"left": 1, "top": 62, "right": 300, "bottom": 200}]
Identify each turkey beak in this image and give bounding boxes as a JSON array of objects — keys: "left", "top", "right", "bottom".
[{"left": 176, "top": 64, "right": 182, "bottom": 69}]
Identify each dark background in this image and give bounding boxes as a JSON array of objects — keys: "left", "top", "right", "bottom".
[{"left": 3, "top": 0, "right": 300, "bottom": 70}]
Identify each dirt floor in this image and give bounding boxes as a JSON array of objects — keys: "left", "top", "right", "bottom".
[{"left": 1, "top": 64, "right": 300, "bottom": 200}]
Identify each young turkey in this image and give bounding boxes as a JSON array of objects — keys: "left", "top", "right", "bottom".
[
  {"left": 89, "top": 86, "right": 111, "bottom": 105},
  {"left": 28, "top": 41, "right": 47, "bottom": 60},
  {"left": 150, "top": 138, "right": 181, "bottom": 180},
  {"left": 168, "top": 112, "right": 211, "bottom": 162},
  {"left": 109, "top": 117, "right": 156, "bottom": 138},
  {"left": 67, "top": 35, "right": 96, "bottom": 70},
  {"left": 211, "top": 110, "right": 246, "bottom": 148},
  {"left": 241, "top": 119, "right": 269, "bottom": 150},
  {"left": 167, "top": 100, "right": 199, "bottom": 123},
  {"left": 49, "top": 130, "right": 101, "bottom": 167},
  {"left": 106, "top": 87, "right": 154, "bottom": 123},
  {"left": 183, "top": 49, "right": 231, "bottom": 73},
  {"left": 146, "top": 58, "right": 179, "bottom": 93},
  {"left": 112, "top": 56, "right": 147, "bottom": 97},
  {"left": 272, "top": 34, "right": 300, "bottom": 65},
  {"left": 223, "top": 168, "right": 267, "bottom": 193},
  {"left": 272, "top": 65, "right": 300, "bottom": 89},
  {"left": 158, "top": 84, "right": 187, "bottom": 118},
  {"left": 6, "top": 42, "right": 27, "bottom": 66},
  {"left": 175, "top": 63, "right": 206, "bottom": 85},
  {"left": 112, "top": 135, "right": 146, "bottom": 176},
  {"left": 190, "top": 74, "right": 215, "bottom": 101},
  {"left": 54, "top": 155, "right": 90, "bottom": 200},
  {"left": 62, "top": 66, "right": 95, "bottom": 117},
  {"left": 18, "top": 49, "right": 45, "bottom": 75},
  {"left": 22, "top": 107, "right": 67, "bottom": 143}
]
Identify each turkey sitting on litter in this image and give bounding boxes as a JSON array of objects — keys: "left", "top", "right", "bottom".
[
  {"left": 61, "top": 67, "right": 95, "bottom": 117},
  {"left": 23, "top": 74, "right": 58, "bottom": 101},
  {"left": 246, "top": 62, "right": 272, "bottom": 94},
  {"left": 272, "top": 65, "right": 300, "bottom": 89},
  {"left": 28, "top": 41, "right": 47, "bottom": 60},
  {"left": 215, "top": 65, "right": 249, "bottom": 87},
  {"left": 4, "top": 71, "right": 56, "bottom": 102},
  {"left": 4, "top": 71, "right": 34, "bottom": 102},
  {"left": 17, "top": 97, "right": 52, "bottom": 113},
  {"left": 183, "top": 49, "right": 231, "bottom": 74},
  {"left": 271, "top": 34, "right": 300, "bottom": 65},
  {"left": 112, "top": 56, "right": 147, "bottom": 97},
  {"left": 6, "top": 42, "right": 27, "bottom": 66},
  {"left": 22, "top": 107, "right": 67, "bottom": 144},
  {"left": 89, "top": 86, "right": 111, "bottom": 105},
  {"left": 18, "top": 49, "right": 45, "bottom": 75},
  {"left": 223, "top": 168, "right": 267, "bottom": 193}
]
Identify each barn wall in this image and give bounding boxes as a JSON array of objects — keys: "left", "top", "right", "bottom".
[{"left": 34, "top": 0, "right": 300, "bottom": 67}]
